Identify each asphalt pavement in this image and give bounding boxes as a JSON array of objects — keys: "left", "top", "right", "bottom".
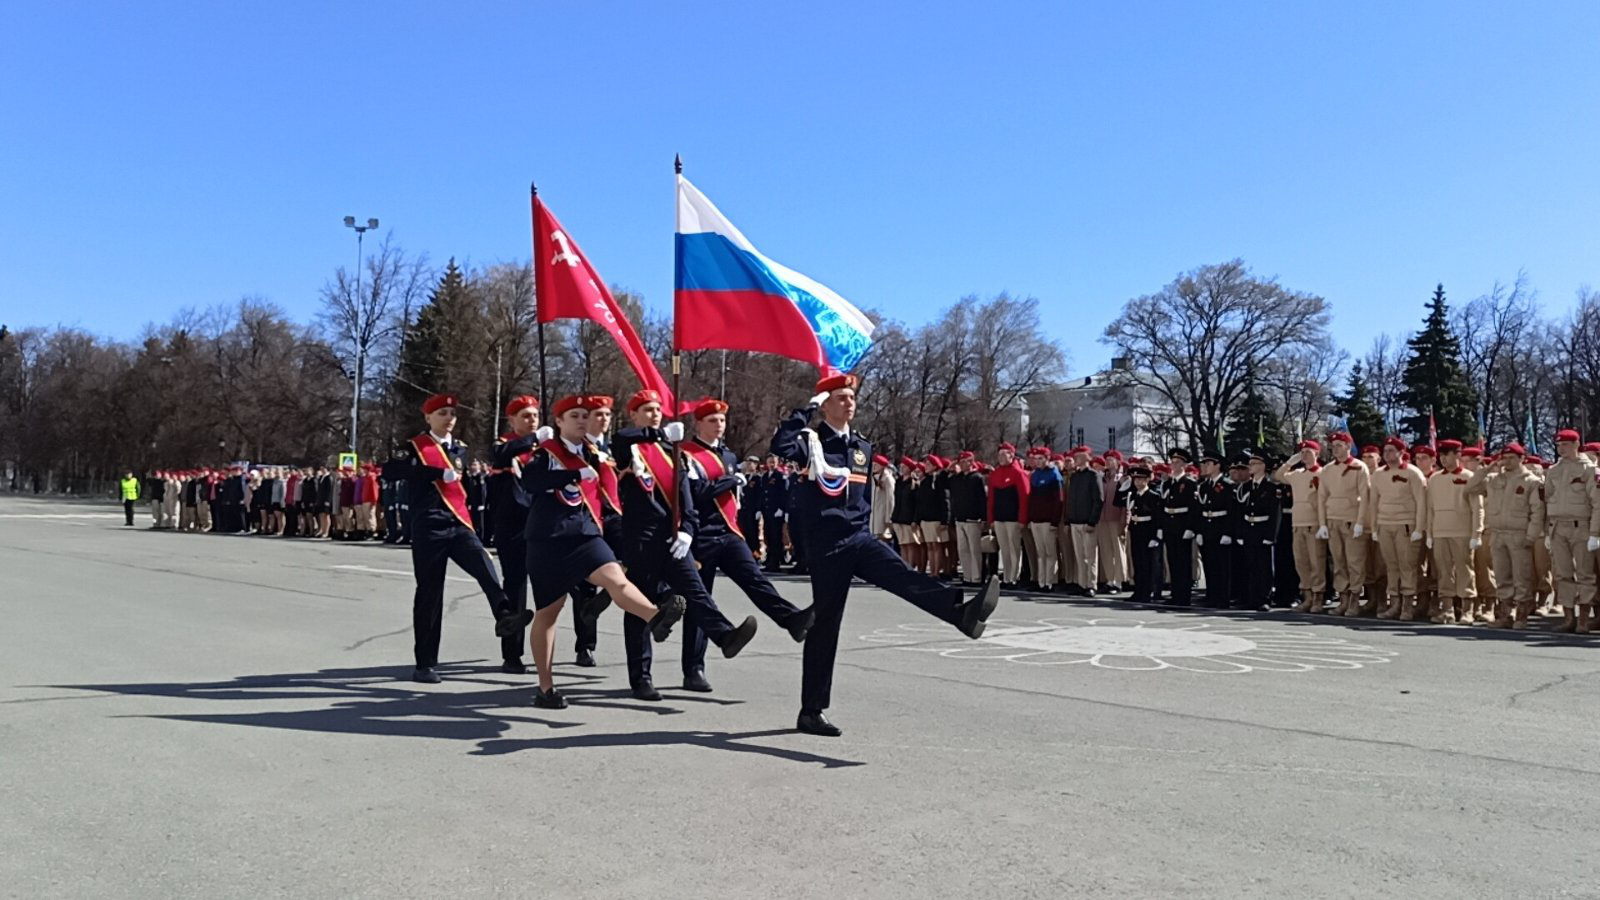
[{"left": 3, "top": 494, "right": 1598, "bottom": 899}]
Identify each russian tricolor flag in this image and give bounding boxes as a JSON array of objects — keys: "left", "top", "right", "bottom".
[{"left": 674, "top": 175, "right": 874, "bottom": 375}]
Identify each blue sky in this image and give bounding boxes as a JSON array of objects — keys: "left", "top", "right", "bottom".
[{"left": 3, "top": 2, "right": 1596, "bottom": 375}]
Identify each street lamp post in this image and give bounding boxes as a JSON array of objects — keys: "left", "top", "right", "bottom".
[{"left": 343, "top": 215, "right": 379, "bottom": 455}]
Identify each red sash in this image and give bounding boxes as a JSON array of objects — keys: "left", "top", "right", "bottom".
[
  {"left": 541, "top": 438, "right": 603, "bottom": 528},
  {"left": 635, "top": 440, "right": 679, "bottom": 527},
  {"left": 595, "top": 456, "right": 622, "bottom": 515},
  {"left": 682, "top": 441, "right": 742, "bottom": 538},
  {"left": 410, "top": 433, "right": 473, "bottom": 530}
]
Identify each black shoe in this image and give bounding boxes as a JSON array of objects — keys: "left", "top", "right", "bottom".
[
  {"left": 577, "top": 592, "right": 612, "bottom": 623},
  {"left": 797, "top": 709, "right": 842, "bottom": 737},
  {"left": 631, "top": 678, "right": 662, "bottom": 701},
  {"left": 495, "top": 608, "right": 534, "bottom": 638},
  {"left": 575, "top": 648, "right": 596, "bottom": 668},
  {"left": 533, "top": 688, "right": 568, "bottom": 709},
  {"left": 411, "top": 667, "right": 441, "bottom": 684},
  {"left": 719, "top": 616, "right": 758, "bottom": 658},
  {"left": 960, "top": 574, "right": 1002, "bottom": 638},
  {"left": 649, "top": 594, "right": 687, "bottom": 642},
  {"left": 683, "top": 670, "right": 713, "bottom": 693},
  {"left": 500, "top": 659, "right": 527, "bottom": 675},
  {"left": 786, "top": 607, "right": 815, "bottom": 643}
]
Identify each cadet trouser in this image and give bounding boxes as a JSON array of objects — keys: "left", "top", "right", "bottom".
[
  {"left": 162, "top": 496, "right": 179, "bottom": 528},
  {"left": 1130, "top": 529, "right": 1162, "bottom": 602},
  {"left": 1489, "top": 530, "right": 1534, "bottom": 604},
  {"left": 1433, "top": 536, "right": 1471, "bottom": 602},
  {"left": 410, "top": 526, "right": 510, "bottom": 668},
  {"left": 1472, "top": 540, "right": 1493, "bottom": 600},
  {"left": 1057, "top": 525, "right": 1075, "bottom": 586},
  {"left": 1070, "top": 523, "right": 1098, "bottom": 588},
  {"left": 1418, "top": 545, "right": 1437, "bottom": 599},
  {"left": 1198, "top": 531, "right": 1233, "bottom": 605},
  {"left": 1028, "top": 522, "right": 1059, "bottom": 587},
  {"left": 1532, "top": 538, "right": 1553, "bottom": 600},
  {"left": 955, "top": 521, "right": 985, "bottom": 583},
  {"left": 1096, "top": 522, "right": 1127, "bottom": 586},
  {"left": 1548, "top": 519, "right": 1596, "bottom": 608},
  {"left": 150, "top": 500, "right": 162, "bottom": 526},
  {"left": 1021, "top": 525, "right": 1039, "bottom": 584},
  {"left": 801, "top": 530, "right": 964, "bottom": 711},
  {"left": 739, "top": 511, "right": 761, "bottom": 556},
  {"left": 178, "top": 504, "right": 194, "bottom": 532},
  {"left": 994, "top": 521, "right": 1025, "bottom": 583},
  {"left": 760, "top": 513, "right": 787, "bottom": 568},
  {"left": 1291, "top": 526, "right": 1327, "bottom": 595},
  {"left": 1163, "top": 533, "right": 1195, "bottom": 604},
  {"left": 494, "top": 527, "right": 529, "bottom": 663},
  {"left": 1326, "top": 520, "right": 1367, "bottom": 595},
  {"left": 1242, "top": 538, "right": 1275, "bottom": 608},
  {"left": 1376, "top": 524, "right": 1420, "bottom": 599},
  {"left": 684, "top": 532, "right": 806, "bottom": 676},
  {"left": 621, "top": 544, "right": 738, "bottom": 685}
]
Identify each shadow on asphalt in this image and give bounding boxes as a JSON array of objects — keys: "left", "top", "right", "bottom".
[{"left": 32, "top": 662, "right": 864, "bottom": 769}]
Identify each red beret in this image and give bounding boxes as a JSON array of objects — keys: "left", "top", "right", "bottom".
[
  {"left": 998, "top": 442, "right": 1017, "bottom": 452},
  {"left": 1528, "top": 454, "right": 1546, "bottom": 466},
  {"left": 1411, "top": 444, "right": 1435, "bottom": 457},
  {"left": 1361, "top": 445, "right": 1380, "bottom": 456},
  {"left": 924, "top": 454, "right": 944, "bottom": 469},
  {"left": 1051, "top": 453, "right": 1066, "bottom": 462},
  {"left": 1384, "top": 436, "right": 1407, "bottom": 451},
  {"left": 1584, "top": 442, "right": 1600, "bottom": 453},
  {"left": 1026, "top": 446, "right": 1048, "bottom": 456},
  {"left": 899, "top": 455, "right": 918, "bottom": 468},
  {"left": 552, "top": 395, "right": 586, "bottom": 417},
  {"left": 1153, "top": 463, "right": 1172, "bottom": 475},
  {"left": 504, "top": 395, "right": 539, "bottom": 417},
  {"left": 1556, "top": 428, "right": 1581, "bottom": 443},
  {"left": 1089, "top": 456, "right": 1106, "bottom": 467},
  {"left": 872, "top": 454, "right": 890, "bottom": 467},
  {"left": 421, "top": 394, "right": 457, "bottom": 415},
  {"left": 694, "top": 397, "right": 729, "bottom": 419},
  {"left": 814, "top": 372, "right": 861, "bottom": 395},
  {"left": 1327, "top": 431, "right": 1354, "bottom": 444},
  {"left": 1072, "top": 445, "right": 1092, "bottom": 456},
  {"left": 1437, "top": 439, "right": 1463, "bottom": 453},
  {"left": 627, "top": 389, "right": 663, "bottom": 413},
  {"left": 1104, "top": 449, "right": 1124, "bottom": 461},
  {"left": 1298, "top": 440, "right": 1322, "bottom": 452},
  {"left": 1460, "top": 446, "right": 1482, "bottom": 458},
  {"left": 956, "top": 450, "right": 975, "bottom": 461},
  {"left": 1185, "top": 465, "right": 1200, "bottom": 476},
  {"left": 1500, "top": 442, "right": 1525, "bottom": 456},
  {"left": 585, "top": 395, "right": 614, "bottom": 410}
]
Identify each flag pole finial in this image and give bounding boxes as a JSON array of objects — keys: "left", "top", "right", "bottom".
[
  {"left": 530, "top": 181, "right": 537, "bottom": 197},
  {"left": 674, "top": 154, "right": 682, "bottom": 175}
]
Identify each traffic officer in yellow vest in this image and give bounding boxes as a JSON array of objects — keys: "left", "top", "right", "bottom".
[
  {"left": 1424, "top": 440, "right": 1480, "bottom": 624},
  {"left": 1276, "top": 441, "right": 1326, "bottom": 613},
  {"left": 1317, "top": 431, "right": 1372, "bottom": 616},
  {"left": 1370, "top": 437, "right": 1428, "bottom": 621},
  {"left": 1543, "top": 428, "right": 1600, "bottom": 634},
  {"left": 1466, "top": 443, "right": 1546, "bottom": 629}
]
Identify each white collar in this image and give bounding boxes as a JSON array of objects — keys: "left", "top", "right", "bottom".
[
  {"left": 429, "top": 431, "right": 452, "bottom": 446},
  {"left": 561, "top": 435, "right": 585, "bottom": 454},
  {"left": 821, "top": 420, "right": 850, "bottom": 439}
]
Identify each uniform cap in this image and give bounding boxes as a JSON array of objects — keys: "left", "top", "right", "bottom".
[
  {"left": 1090, "top": 456, "right": 1107, "bottom": 468},
  {"left": 504, "top": 395, "right": 539, "bottom": 417},
  {"left": 872, "top": 454, "right": 890, "bottom": 467},
  {"left": 1437, "top": 439, "right": 1463, "bottom": 453},
  {"left": 1128, "top": 465, "right": 1152, "bottom": 478},
  {"left": 1527, "top": 454, "right": 1545, "bottom": 466},
  {"left": 552, "top": 395, "right": 586, "bottom": 417},
  {"left": 1500, "top": 442, "right": 1526, "bottom": 456},
  {"left": 899, "top": 455, "right": 918, "bottom": 468},
  {"left": 1556, "top": 428, "right": 1581, "bottom": 443},
  {"left": 814, "top": 372, "right": 861, "bottom": 395},
  {"left": 1327, "top": 431, "right": 1354, "bottom": 445},
  {"left": 1383, "top": 436, "right": 1407, "bottom": 451},
  {"left": 1167, "top": 448, "right": 1192, "bottom": 462},
  {"left": 585, "top": 395, "right": 615, "bottom": 410},
  {"left": 956, "top": 450, "right": 976, "bottom": 461},
  {"left": 1246, "top": 448, "right": 1268, "bottom": 463},
  {"left": 626, "top": 389, "right": 663, "bottom": 413},
  {"left": 1026, "top": 446, "right": 1049, "bottom": 456},
  {"left": 1298, "top": 439, "right": 1322, "bottom": 452},
  {"left": 1104, "top": 449, "right": 1125, "bottom": 462},
  {"left": 1411, "top": 444, "right": 1435, "bottom": 458},
  {"left": 1200, "top": 453, "right": 1222, "bottom": 465},
  {"left": 997, "top": 442, "right": 1017, "bottom": 453},
  {"left": 1072, "top": 445, "right": 1092, "bottom": 457},
  {"left": 693, "top": 397, "right": 729, "bottom": 419},
  {"left": 1584, "top": 442, "right": 1600, "bottom": 453},
  {"left": 1153, "top": 463, "right": 1172, "bottom": 475},
  {"left": 1459, "top": 446, "right": 1482, "bottom": 458},
  {"left": 1360, "top": 444, "right": 1380, "bottom": 456},
  {"left": 421, "top": 394, "right": 457, "bottom": 415}
]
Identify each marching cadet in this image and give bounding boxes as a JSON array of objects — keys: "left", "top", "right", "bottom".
[
  {"left": 488, "top": 395, "right": 542, "bottom": 674},
  {"left": 405, "top": 394, "right": 534, "bottom": 684},
  {"left": 949, "top": 452, "right": 989, "bottom": 585},
  {"left": 1317, "top": 432, "right": 1373, "bottom": 617},
  {"left": 1120, "top": 464, "right": 1165, "bottom": 604},
  {"left": 1237, "top": 450, "right": 1281, "bottom": 612},
  {"left": 1466, "top": 443, "right": 1546, "bottom": 629},
  {"left": 1460, "top": 447, "right": 1494, "bottom": 622},
  {"left": 1425, "top": 440, "right": 1480, "bottom": 625},
  {"left": 569, "top": 393, "right": 621, "bottom": 665},
  {"left": 770, "top": 373, "right": 999, "bottom": 737},
  {"left": 614, "top": 389, "right": 757, "bottom": 702},
  {"left": 987, "top": 442, "right": 1030, "bottom": 588},
  {"left": 680, "top": 397, "right": 814, "bottom": 692},
  {"left": 1194, "top": 454, "right": 1232, "bottom": 607},
  {"left": 759, "top": 455, "right": 791, "bottom": 572},
  {"left": 1542, "top": 429, "right": 1600, "bottom": 634},
  {"left": 1161, "top": 449, "right": 1200, "bottom": 606},
  {"left": 1276, "top": 441, "right": 1327, "bottom": 613},
  {"left": 1370, "top": 437, "right": 1429, "bottom": 621},
  {"left": 517, "top": 394, "right": 686, "bottom": 708}
]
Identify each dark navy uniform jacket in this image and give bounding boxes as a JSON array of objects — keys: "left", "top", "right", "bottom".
[
  {"left": 489, "top": 433, "right": 537, "bottom": 538},
  {"left": 612, "top": 426, "right": 700, "bottom": 547},
  {"left": 407, "top": 433, "right": 474, "bottom": 540},
  {"left": 516, "top": 439, "right": 603, "bottom": 542},
  {"left": 760, "top": 470, "right": 790, "bottom": 516},
  {"left": 768, "top": 407, "right": 874, "bottom": 541},
  {"left": 1236, "top": 477, "right": 1282, "bottom": 543},
  {"left": 683, "top": 437, "right": 743, "bottom": 541}
]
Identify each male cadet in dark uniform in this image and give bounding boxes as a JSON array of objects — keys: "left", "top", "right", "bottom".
[
  {"left": 680, "top": 397, "right": 815, "bottom": 692},
  {"left": 1236, "top": 449, "right": 1282, "bottom": 611},
  {"left": 613, "top": 389, "right": 758, "bottom": 702},
  {"left": 738, "top": 456, "right": 764, "bottom": 558},
  {"left": 787, "top": 461, "right": 811, "bottom": 574},
  {"left": 488, "top": 395, "right": 542, "bottom": 674},
  {"left": 770, "top": 373, "right": 999, "bottom": 737},
  {"left": 760, "top": 456, "right": 790, "bottom": 571},
  {"left": 1118, "top": 464, "right": 1165, "bottom": 604},
  {"left": 405, "top": 393, "right": 534, "bottom": 684},
  {"left": 1195, "top": 453, "right": 1235, "bottom": 607},
  {"left": 1161, "top": 449, "right": 1200, "bottom": 606},
  {"left": 381, "top": 449, "right": 410, "bottom": 544},
  {"left": 1224, "top": 457, "right": 1251, "bottom": 607}
]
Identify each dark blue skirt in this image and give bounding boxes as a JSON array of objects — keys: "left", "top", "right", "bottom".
[{"left": 527, "top": 535, "right": 617, "bottom": 609}]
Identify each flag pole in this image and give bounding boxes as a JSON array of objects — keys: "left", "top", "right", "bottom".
[
  {"left": 531, "top": 181, "right": 548, "bottom": 409},
  {"left": 671, "top": 153, "right": 683, "bottom": 419}
]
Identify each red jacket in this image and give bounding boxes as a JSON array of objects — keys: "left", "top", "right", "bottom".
[{"left": 986, "top": 462, "right": 1030, "bottom": 524}]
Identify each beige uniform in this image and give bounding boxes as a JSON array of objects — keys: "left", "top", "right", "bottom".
[
  {"left": 1425, "top": 466, "right": 1482, "bottom": 604},
  {"left": 1318, "top": 457, "right": 1371, "bottom": 599},
  {"left": 1276, "top": 461, "right": 1327, "bottom": 596},
  {"left": 1467, "top": 464, "right": 1546, "bottom": 605},
  {"left": 1369, "top": 463, "right": 1428, "bottom": 599},
  {"left": 1542, "top": 456, "right": 1600, "bottom": 608}
]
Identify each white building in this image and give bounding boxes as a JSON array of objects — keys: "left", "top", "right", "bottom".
[{"left": 1023, "top": 359, "right": 1175, "bottom": 456}]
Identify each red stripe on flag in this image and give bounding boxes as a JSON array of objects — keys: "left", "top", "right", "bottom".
[{"left": 673, "top": 289, "right": 829, "bottom": 373}]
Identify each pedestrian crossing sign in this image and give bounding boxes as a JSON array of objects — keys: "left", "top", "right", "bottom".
[{"left": 339, "top": 452, "right": 358, "bottom": 470}]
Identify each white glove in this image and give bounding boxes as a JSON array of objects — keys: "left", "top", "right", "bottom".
[
  {"left": 1147, "top": 539, "right": 1160, "bottom": 548},
  {"left": 1220, "top": 535, "right": 1233, "bottom": 546},
  {"left": 669, "top": 531, "right": 692, "bottom": 559},
  {"left": 662, "top": 422, "right": 684, "bottom": 442},
  {"left": 1182, "top": 530, "right": 1194, "bottom": 540},
  {"left": 1425, "top": 536, "right": 1434, "bottom": 549},
  {"left": 441, "top": 468, "right": 459, "bottom": 483},
  {"left": 535, "top": 425, "right": 553, "bottom": 442},
  {"left": 808, "top": 391, "right": 831, "bottom": 408},
  {"left": 1469, "top": 536, "right": 1482, "bottom": 550},
  {"left": 1544, "top": 535, "right": 1552, "bottom": 550},
  {"left": 1410, "top": 530, "right": 1423, "bottom": 543},
  {"left": 1262, "top": 539, "right": 1273, "bottom": 546},
  {"left": 683, "top": 462, "right": 700, "bottom": 480},
  {"left": 510, "top": 457, "right": 523, "bottom": 479},
  {"left": 734, "top": 473, "right": 747, "bottom": 487},
  {"left": 1118, "top": 477, "right": 1131, "bottom": 491},
  {"left": 1352, "top": 524, "right": 1364, "bottom": 538},
  {"left": 775, "top": 509, "right": 785, "bottom": 519},
  {"left": 1194, "top": 534, "right": 1204, "bottom": 547},
  {"left": 1156, "top": 529, "right": 1164, "bottom": 540},
  {"left": 578, "top": 466, "right": 598, "bottom": 482},
  {"left": 1589, "top": 536, "right": 1600, "bottom": 553},
  {"left": 1315, "top": 525, "right": 1329, "bottom": 540}
]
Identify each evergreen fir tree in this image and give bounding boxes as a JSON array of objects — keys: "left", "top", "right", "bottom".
[
  {"left": 1224, "top": 386, "right": 1288, "bottom": 459},
  {"left": 397, "top": 259, "right": 474, "bottom": 411},
  {"left": 1397, "top": 284, "right": 1480, "bottom": 443},
  {"left": 1333, "top": 362, "right": 1387, "bottom": 449}
]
